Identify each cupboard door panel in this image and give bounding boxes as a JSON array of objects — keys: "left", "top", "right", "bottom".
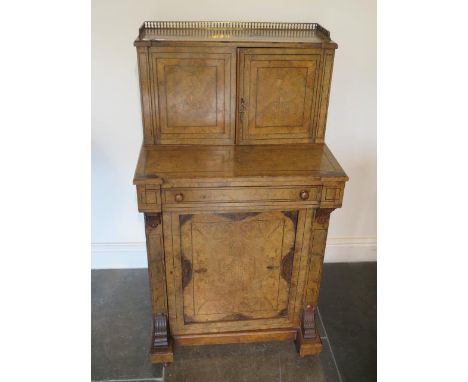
[
  {"left": 182, "top": 211, "right": 295, "bottom": 323},
  {"left": 165, "top": 209, "right": 313, "bottom": 335},
  {"left": 238, "top": 49, "right": 321, "bottom": 144},
  {"left": 149, "top": 48, "right": 235, "bottom": 144}
]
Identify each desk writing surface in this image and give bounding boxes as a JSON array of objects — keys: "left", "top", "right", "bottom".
[{"left": 134, "top": 144, "right": 347, "bottom": 184}]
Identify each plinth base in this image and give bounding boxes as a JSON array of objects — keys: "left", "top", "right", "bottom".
[
  {"left": 295, "top": 327, "right": 323, "bottom": 357},
  {"left": 150, "top": 338, "right": 174, "bottom": 365}
]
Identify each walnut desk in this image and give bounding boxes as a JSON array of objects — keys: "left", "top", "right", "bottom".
[{"left": 132, "top": 21, "right": 348, "bottom": 364}]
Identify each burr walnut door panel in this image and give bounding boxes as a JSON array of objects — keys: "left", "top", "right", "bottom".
[
  {"left": 149, "top": 48, "right": 236, "bottom": 144},
  {"left": 165, "top": 209, "right": 313, "bottom": 335},
  {"left": 238, "top": 48, "right": 322, "bottom": 144}
]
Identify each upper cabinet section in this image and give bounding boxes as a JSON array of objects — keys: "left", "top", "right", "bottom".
[{"left": 135, "top": 22, "right": 337, "bottom": 145}]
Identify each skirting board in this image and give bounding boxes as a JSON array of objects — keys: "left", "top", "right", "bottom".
[{"left": 91, "top": 237, "right": 377, "bottom": 269}]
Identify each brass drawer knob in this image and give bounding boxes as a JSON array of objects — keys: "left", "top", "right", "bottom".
[
  {"left": 175, "top": 193, "right": 184, "bottom": 202},
  {"left": 299, "top": 190, "right": 309, "bottom": 200}
]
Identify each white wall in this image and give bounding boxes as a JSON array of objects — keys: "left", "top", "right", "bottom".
[{"left": 91, "top": 0, "right": 376, "bottom": 268}]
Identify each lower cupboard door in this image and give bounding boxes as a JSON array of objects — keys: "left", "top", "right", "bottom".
[{"left": 164, "top": 209, "right": 313, "bottom": 335}]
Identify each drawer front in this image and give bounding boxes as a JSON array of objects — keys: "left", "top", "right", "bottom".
[{"left": 163, "top": 186, "right": 320, "bottom": 206}]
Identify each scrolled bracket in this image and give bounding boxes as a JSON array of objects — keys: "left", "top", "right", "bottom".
[
  {"left": 152, "top": 313, "right": 169, "bottom": 350},
  {"left": 315, "top": 208, "right": 334, "bottom": 225},
  {"left": 301, "top": 305, "right": 317, "bottom": 340},
  {"left": 145, "top": 214, "right": 161, "bottom": 232}
]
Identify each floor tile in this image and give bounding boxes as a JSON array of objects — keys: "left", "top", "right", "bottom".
[
  {"left": 319, "top": 262, "right": 377, "bottom": 382},
  {"left": 317, "top": 307, "right": 327, "bottom": 339},
  {"left": 164, "top": 338, "right": 340, "bottom": 382},
  {"left": 280, "top": 338, "right": 341, "bottom": 382},
  {"left": 91, "top": 263, "right": 376, "bottom": 382},
  {"left": 91, "top": 269, "right": 163, "bottom": 381}
]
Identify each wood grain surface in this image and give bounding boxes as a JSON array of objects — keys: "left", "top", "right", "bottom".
[
  {"left": 136, "top": 44, "right": 336, "bottom": 144},
  {"left": 133, "top": 21, "right": 347, "bottom": 363},
  {"left": 149, "top": 47, "right": 236, "bottom": 144},
  {"left": 134, "top": 143, "right": 347, "bottom": 184},
  {"left": 238, "top": 49, "right": 322, "bottom": 144},
  {"left": 180, "top": 211, "right": 296, "bottom": 324}
]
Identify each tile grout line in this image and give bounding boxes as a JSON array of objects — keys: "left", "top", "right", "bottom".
[
  {"left": 319, "top": 310, "right": 328, "bottom": 340},
  {"left": 317, "top": 307, "right": 344, "bottom": 382}
]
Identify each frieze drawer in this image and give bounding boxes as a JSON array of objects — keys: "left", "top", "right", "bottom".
[{"left": 163, "top": 186, "right": 320, "bottom": 206}]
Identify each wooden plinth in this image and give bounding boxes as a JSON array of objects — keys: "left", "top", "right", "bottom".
[
  {"left": 149, "top": 326, "right": 324, "bottom": 363},
  {"left": 150, "top": 338, "right": 174, "bottom": 364},
  {"left": 294, "top": 327, "right": 323, "bottom": 357},
  {"left": 174, "top": 328, "right": 297, "bottom": 346}
]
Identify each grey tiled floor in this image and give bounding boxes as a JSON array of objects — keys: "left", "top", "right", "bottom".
[
  {"left": 92, "top": 269, "right": 163, "bottom": 381},
  {"left": 92, "top": 263, "right": 376, "bottom": 381},
  {"left": 319, "top": 263, "right": 377, "bottom": 382}
]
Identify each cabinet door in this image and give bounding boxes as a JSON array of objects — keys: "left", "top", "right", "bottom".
[
  {"left": 149, "top": 47, "right": 236, "bottom": 144},
  {"left": 163, "top": 209, "right": 313, "bottom": 335},
  {"left": 238, "top": 48, "right": 322, "bottom": 144}
]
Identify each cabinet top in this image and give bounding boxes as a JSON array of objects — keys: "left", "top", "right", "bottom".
[
  {"left": 134, "top": 144, "right": 347, "bottom": 186},
  {"left": 135, "top": 21, "right": 337, "bottom": 47}
]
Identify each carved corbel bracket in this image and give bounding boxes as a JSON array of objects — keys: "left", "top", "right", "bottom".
[
  {"left": 145, "top": 214, "right": 161, "bottom": 234},
  {"left": 295, "top": 304, "right": 322, "bottom": 356},
  {"left": 150, "top": 313, "right": 174, "bottom": 364},
  {"left": 151, "top": 313, "right": 169, "bottom": 350},
  {"left": 315, "top": 208, "right": 334, "bottom": 226},
  {"left": 301, "top": 305, "right": 317, "bottom": 340}
]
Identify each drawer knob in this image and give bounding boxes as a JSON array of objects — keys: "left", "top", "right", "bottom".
[
  {"left": 175, "top": 193, "right": 184, "bottom": 202},
  {"left": 299, "top": 190, "right": 309, "bottom": 200}
]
